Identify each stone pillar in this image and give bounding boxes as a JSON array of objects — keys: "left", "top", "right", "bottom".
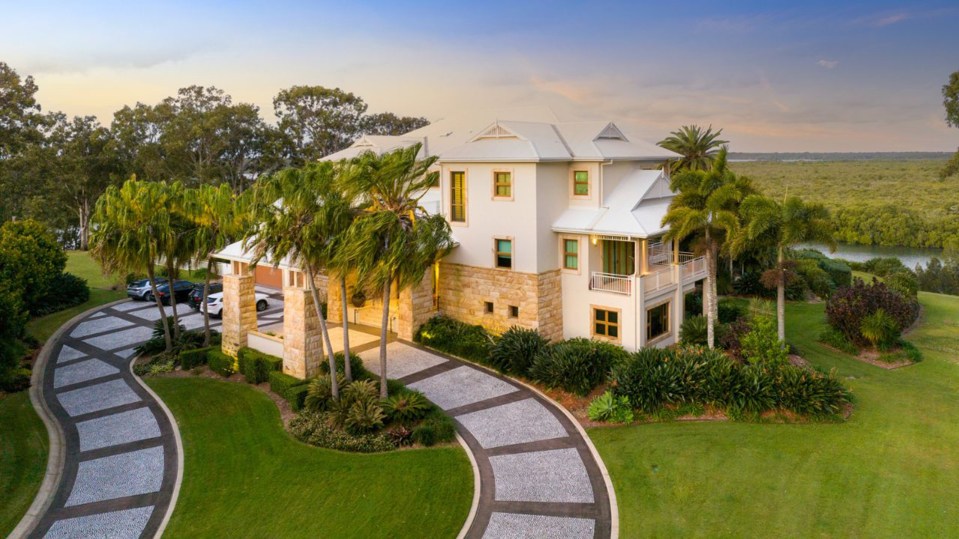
[
  {"left": 282, "top": 286, "right": 322, "bottom": 379},
  {"left": 536, "top": 269, "right": 563, "bottom": 342},
  {"left": 327, "top": 274, "right": 344, "bottom": 325},
  {"left": 397, "top": 271, "right": 436, "bottom": 341},
  {"left": 221, "top": 272, "right": 256, "bottom": 358}
]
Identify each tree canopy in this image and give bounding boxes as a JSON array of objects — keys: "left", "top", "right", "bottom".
[{"left": 658, "top": 125, "right": 729, "bottom": 172}]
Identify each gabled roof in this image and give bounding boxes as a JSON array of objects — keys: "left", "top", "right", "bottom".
[
  {"left": 440, "top": 121, "right": 572, "bottom": 162},
  {"left": 552, "top": 170, "right": 673, "bottom": 238}
]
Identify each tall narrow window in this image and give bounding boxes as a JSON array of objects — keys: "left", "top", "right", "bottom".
[
  {"left": 495, "top": 239, "right": 512, "bottom": 269},
  {"left": 494, "top": 171, "right": 512, "bottom": 198},
  {"left": 647, "top": 302, "right": 670, "bottom": 341},
  {"left": 563, "top": 239, "right": 579, "bottom": 270},
  {"left": 602, "top": 240, "right": 635, "bottom": 275},
  {"left": 573, "top": 170, "right": 589, "bottom": 196},
  {"left": 450, "top": 171, "right": 466, "bottom": 222},
  {"left": 593, "top": 308, "right": 619, "bottom": 339}
]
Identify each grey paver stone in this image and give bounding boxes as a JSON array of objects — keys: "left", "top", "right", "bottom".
[
  {"left": 54, "top": 359, "right": 120, "bottom": 389},
  {"left": 456, "top": 398, "right": 569, "bottom": 448},
  {"left": 57, "top": 379, "right": 141, "bottom": 417},
  {"left": 408, "top": 365, "right": 517, "bottom": 410},
  {"left": 490, "top": 447, "right": 594, "bottom": 503},
  {"left": 45, "top": 505, "right": 154, "bottom": 539},
  {"left": 111, "top": 301, "right": 152, "bottom": 312},
  {"left": 360, "top": 342, "right": 449, "bottom": 380},
  {"left": 76, "top": 407, "right": 162, "bottom": 452},
  {"left": 483, "top": 513, "right": 595, "bottom": 539},
  {"left": 70, "top": 316, "right": 134, "bottom": 338},
  {"left": 57, "top": 345, "right": 87, "bottom": 364},
  {"left": 115, "top": 348, "right": 138, "bottom": 360},
  {"left": 83, "top": 326, "right": 154, "bottom": 351},
  {"left": 66, "top": 446, "right": 164, "bottom": 506}
]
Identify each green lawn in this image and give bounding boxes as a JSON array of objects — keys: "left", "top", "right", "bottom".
[
  {"left": 590, "top": 292, "right": 959, "bottom": 537},
  {"left": 65, "top": 250, "right": 125, "bottom": 289},
  {"left": 148, "top": 377, "right": 473, "bottom": 538},
  {"left": 0, "top": 392, "right": 49, "bottom": 537}
]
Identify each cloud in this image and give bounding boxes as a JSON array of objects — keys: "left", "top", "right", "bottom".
[
  {"left": 856, "top": 12, "right": 910, "bottom": 28},
  {"left": 817, "top": 59, "right": 839, "bottom": 69}
]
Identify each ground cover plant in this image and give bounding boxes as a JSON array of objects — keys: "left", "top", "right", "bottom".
[
  {"left": 147, "top": 377, "right": 472, "bottom": 538},
  {"left": 589, "top": 292, "right": 959, "bottom": 537}
]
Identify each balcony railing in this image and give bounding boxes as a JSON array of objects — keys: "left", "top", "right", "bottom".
[
  {"left": 590, "top": 272, "right": 632, "bottom": 295},
  {"left": 643, "top": 265, "right": 676, "bottom": 294},
  {"left": 680, "top": 253, "right": 707, "bottom": 281}
]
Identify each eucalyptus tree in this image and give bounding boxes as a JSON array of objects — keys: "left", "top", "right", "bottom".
[
  {"left": 189, "top": 183, "right": 249, "bottom": 346},
  {"left": 731, "top": 195, "right": 835, "bottom": 343},
  {"left": 91, "top": 179, "right": 174, "bottom": 350},
  {"left": 247, "top": 163, "right": 345, "bottom": 397},
  {"left": 658, "top": 125, "right": 729, "bottom": 173},
  {"left": 662, "top": 148, "right": 753, "bottom": 348},
  {"left": 340, "top": 144, "right": 454, "bottom": 398}
]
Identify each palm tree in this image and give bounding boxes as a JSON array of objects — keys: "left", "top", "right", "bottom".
[
  {"left": 658, "top": 125, "right": 729, "bottom": 172},
  {"left": 326, "top": 163, "right": 362, "bottom": 382},
  {"left": 188, "top": 184, "right": 249, "bottom": 346},
  {"left": 247, "top": 163, "right": 345, "bottom": 397},
  {"left": 662, "top": 148, "right": 752, "bottom": 348},
  {"left": 91, "top": 178, "right": 174, "bottom": 350},
  {"left": 340, "top": 144, "right": 454, "bottom": 398},
  {"left": 730, "top": 195, "right": 835, "bottom": 343},
  {"left": 158, "top": 182, "right": 194, "bottom": 340}
]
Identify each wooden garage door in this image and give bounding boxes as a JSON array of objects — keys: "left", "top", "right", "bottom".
[{"left": 255, "top": 265, "right": 283, "bottom": 289}]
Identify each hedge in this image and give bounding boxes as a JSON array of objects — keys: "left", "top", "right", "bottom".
[
  {"left": 288, "top": 385, "right": 309, "bottom": 411},
  {"left": 180, "top": 346, "right": 212, "bottom": 370},
  {"left": 269, "top": 371, "right": 309, "bottom": 402},
  {"left": 238, "top": 347, "right": 282, "bottom": 384},
  {"left": 414, "top": 315, "right": 493, "bottom": 363},
  {"left": 207, "top": 350, "right": 234, "bottom": 377}
]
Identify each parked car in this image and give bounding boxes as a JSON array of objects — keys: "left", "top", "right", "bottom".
[
  {"left": 153, "top": 280, "right": 196, "bottom": 305},
  {"left": 204, "top": 291, "right": 269, "bottom": 318},
  {"left": 189, "top": 282, "right": 223, "bottom": 310},
  {"left": 127, "top": 277, "right": 168, "bottom": 301}
]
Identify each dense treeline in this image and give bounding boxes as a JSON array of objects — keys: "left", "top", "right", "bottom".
[
  {"left": 731, "top": 160, "right": 959, "bottom": 249},
  {"left": 0, "top": 61, "right": 429, "bottom": 249}
]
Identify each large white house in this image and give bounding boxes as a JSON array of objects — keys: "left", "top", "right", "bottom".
[{"left": 215, "top": 108, "right": 706, "bottom": 378}]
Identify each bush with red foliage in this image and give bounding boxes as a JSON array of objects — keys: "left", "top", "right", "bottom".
[{"left": 825, "top": 279, "right": 919, "bottom": 346}]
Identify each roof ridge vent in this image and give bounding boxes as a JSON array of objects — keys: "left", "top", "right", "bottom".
[{"left": 595, "top": 122, "right": 628, "bottom": 141}]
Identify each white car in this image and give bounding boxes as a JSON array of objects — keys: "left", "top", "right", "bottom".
[{"left": 204, "top": 292, "right": 270, "bottom": 318}]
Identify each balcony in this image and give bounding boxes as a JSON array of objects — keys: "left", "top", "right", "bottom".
[{"left": 590, "top": 272, "right": 633, "bottom": 295}]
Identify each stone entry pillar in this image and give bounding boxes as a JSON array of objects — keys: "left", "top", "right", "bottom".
[
  {"left": 397, "top": 272, "right": 436, "bottom": 341},
  {"left": 283, "top": 286, "right": 322, "bottom": 379},
  {"left": 221, "top": 272, "right": 257, "bottom": 358}
]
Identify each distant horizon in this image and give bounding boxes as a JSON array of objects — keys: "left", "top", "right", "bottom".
[{"left": 5, "top": 0, "right": 959, "bottom": 153}]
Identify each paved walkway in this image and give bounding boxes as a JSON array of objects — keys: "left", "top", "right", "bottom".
[
  {"left": 360, "top": 342, "right": 615, "bottom": 539},
  {"left": 24, "top": 291, "right": 285, "bottom": 539}
]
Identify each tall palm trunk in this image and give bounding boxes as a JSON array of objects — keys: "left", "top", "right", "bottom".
[
  {"left": 306, "top": 265, "right": 339, "bottom": 399},
  {"left": 166, "top": 260, "right": 181, "bottom": 339},
  {"left": 340, "top": 275, "right": 352, "bottom": 382},
  {"left": 147, "top": 265, "right": 172, "bottom": 351},
  {"left": 704, "top": 229, "right": 717, "bottom": 349},
  {"left": 202, "top": 257, "right": 213, "bottom": 346},
  {"left": 777, "top": 246, "right": 786, "bottom": 345},
  {"left": 378, "top": 277, "right": 392, "bottom": 399}
]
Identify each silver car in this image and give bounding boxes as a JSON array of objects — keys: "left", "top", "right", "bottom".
[{"left": 127, "top": 278, "right": 168, "bottom": 301}]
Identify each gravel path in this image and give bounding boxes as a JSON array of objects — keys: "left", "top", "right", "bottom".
[{"left": 360, "top": 342, "right": 616, "bottom": 539}]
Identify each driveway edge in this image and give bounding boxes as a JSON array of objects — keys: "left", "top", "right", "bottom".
[
  {"left": 455, "top": 430, "right": 482, "bottom": 539},
  {"left": 9, "top": 298, "right": 129, "bottom": 539}
]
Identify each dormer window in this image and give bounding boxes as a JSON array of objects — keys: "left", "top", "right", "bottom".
[{"left": 573, "top": 170, "right": 589, "bottom": 197}]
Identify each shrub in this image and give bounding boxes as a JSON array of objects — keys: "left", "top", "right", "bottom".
[
  {"left": 685, "top": 290, "right": 703, "bottom": 318},
  {"left": 718, "top": 318, "right": 751, "bottom": 359},
  {"left": 135, "top": 317, "right": 186, "bottom": 355},
  {"left": 269, "top": 371, "right": 308, "bottom": 402},
  {"left": 412, "top": 410, "right": 457, "bottom": 447},
  {"left": 862, "top": 257, "right": 909, "bottom": 277},
  {"left": 342, "top": 379, "right": 378, "bottom": 404},
  {"left": 733, "top": 270, "right": 767, "bottom": 297},
  {"left": 530, "top": 338, "right": 626, "bottom": 396},
  {"left": 179, "top": 346, "right": 211, "bottom": 370},
  {"left": 382, "top": 391, "right": 431, "bottom": 423},
  {"left": 718, "top": 298, "right": 747, "bottom": 324},
  {"left": 0, "top": 367, "right": 31, "bottom": 392},
  {"left": 740, "top": 316, "right": 788, "bottom": 366},
  {"left": 879, "top": 339, "right": 923, "bottom": 363},
  {"left": 826, "top": 279, "right": 919, "bottom": 346},
  {"left": 774, "top": 368, "right": 851, "bottom": 418},
  {"left": 795, "top": 259, "right": 835, "bottom": 299},
  {"left": 305, "top": 375, "right": 337, "bottom": 412},
  {"left": 414, "top": 315, "right": 493, "bottom": 363},
  {"left": 207, "top": 350, "right": 234, "bottom": 377},
  {"left": 0, "top": 219, "right": 67, "bottom": 313},
  {"left": 385, "top": 425, "right": 414, "bottom": 447},
  {"left": 885, "top": 271, "right": 919, "bottom": 299},
  {"left": 680, "top": 315, "right": 708, "bottom": 346},
  {"left": 238, "top": 347, "right": 282, "bottom": 384},
  {"left": 819, "top": 258, "right": 852, "bottom": 288},
  {"left": 587, "top": 390, "right": 634, "bottom": 423},
  {"left": 287, "top": 385, "right": 310, "bottom": 411},
  {"left": 818, "top": 328, "right": 859, "bottom": 355},
  {"left": 344, "top": 398, "right": 386, "bottom": 434},
  {"left": 30, "top": 272, "right": 90, "bottom": 316},
  {"left": 860, "top": 309, "right": 899, "bottom": 350},
  {"left": 289, "top": 412, "right": 395, "bottom": 452},
  {"left": 610, "top": 347, "right": 681, "bottom": 412},
  {"left": 488, "top": 326, "right": 549, "bottom": 376},
  {"left": 320, "top": 352, "right": 370, "bottom": 380}
]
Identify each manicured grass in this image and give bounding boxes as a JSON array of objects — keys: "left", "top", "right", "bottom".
[
  {"left": 0, "top": 392, "right": 49, "bottom": 537},
  {"left": 590, "top": 292, "right": 959, "bottom": 537},
  {"left": 26, "top": 288, "right": 125, "bottom": 343},
  {"left": 148, "top": 377, "right": 473, "bottom": 538},
  {"left": 66, "top": 250, "right": 124, "bottom": 290}
]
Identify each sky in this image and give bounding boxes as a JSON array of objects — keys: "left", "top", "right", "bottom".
[{"left": 3, "top": 0, "right": 959, "bottom": 152}]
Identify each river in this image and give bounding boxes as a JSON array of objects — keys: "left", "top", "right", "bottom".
[{"left": 798, "top": 242, "right": 944, "bottom": 269}]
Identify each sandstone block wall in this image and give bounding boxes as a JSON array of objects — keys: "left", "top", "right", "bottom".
[
  {"left": 221, "top": 273, "right": 257, "bottom": 358},
  {"left": 282, "top": 286, "right": 322, "bottom": 379}
]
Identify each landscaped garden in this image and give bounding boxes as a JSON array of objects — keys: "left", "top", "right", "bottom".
[
  {"left": 147, "top": 376, "right": 473, "bottom": 538},
  {"left": 588, "top": 291, "right": 959, "bottom": 537}
]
